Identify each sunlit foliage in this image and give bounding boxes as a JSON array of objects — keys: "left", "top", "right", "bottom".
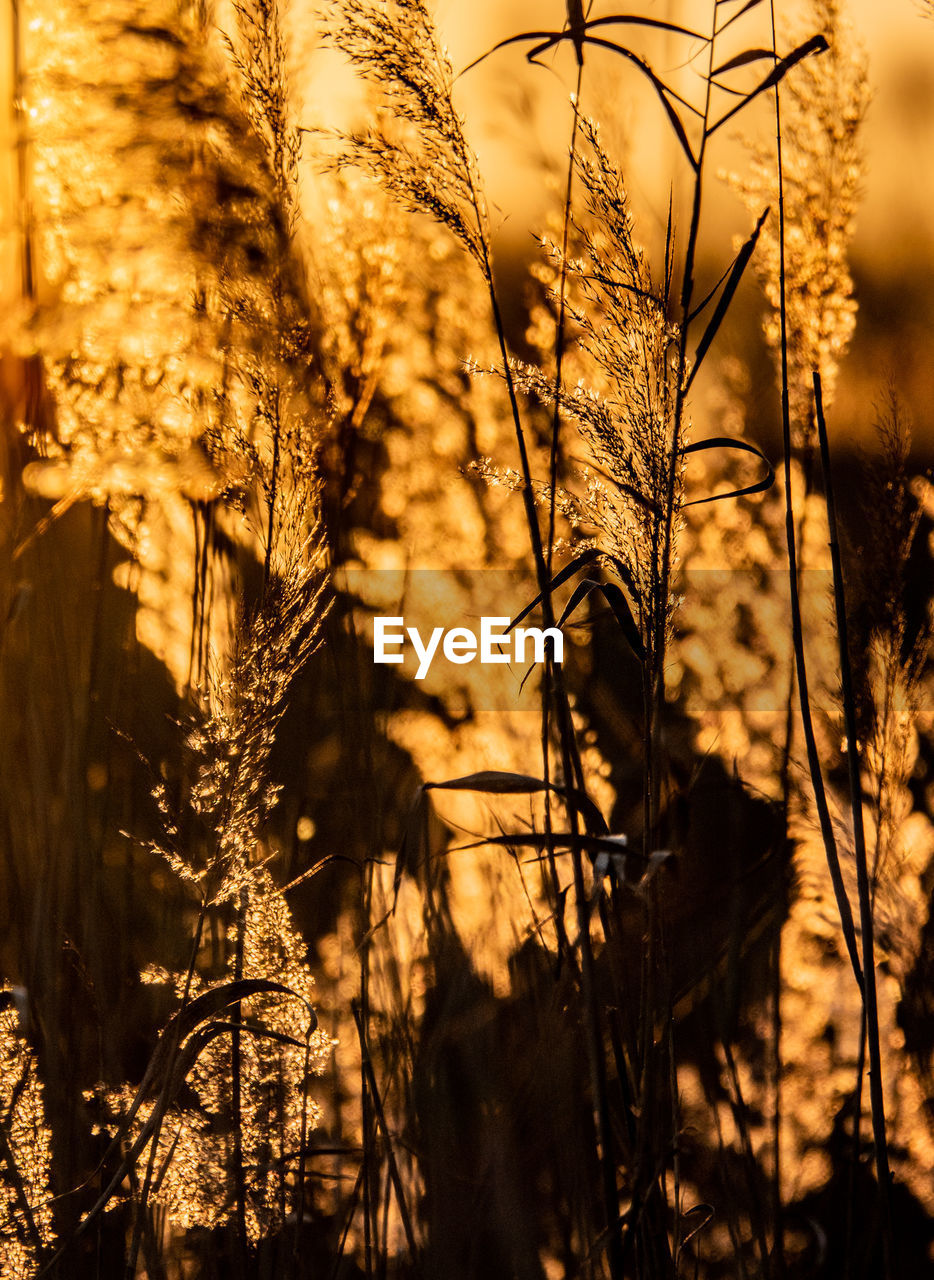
[
  {"left": 96, "top": 872, "right": 332, "bottom": 1242},
  {"left": 731, "top": 0, "right": 870, "bottom": 440},
  {"left": 0, "top": 992, "right": 55, "bottom": 1279}
]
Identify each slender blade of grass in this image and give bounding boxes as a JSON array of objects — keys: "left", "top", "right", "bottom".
[
  {"left": 709, "top": 35, "right": 829, "bottom": 135},
  {"left": 684, "top": 207, "right": 769, "bottom": 393},
  {"left": 813, "top": 370, "right": 894, "bottom": 1278},
  {"left": 680, "top": 435, "right": 775, "bottom": 505}
]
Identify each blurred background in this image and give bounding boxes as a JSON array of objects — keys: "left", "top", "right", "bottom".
[{"left": 4, "top": 0, "right": 934, "bottom": 452}]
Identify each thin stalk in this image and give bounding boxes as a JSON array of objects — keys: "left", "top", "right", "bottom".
[
  {"left": 0, "top": 1110, "right": 46, "bottom": 1263},
  {"left": 351, "top": 1001, "right": 418, "bottom": 1262},
  {"left": 11, "top": 0, "right": 34, "bottom": 302},
  {"left": 844, "top": 1008, "right": 867, "bottom": 1278},
  {"left": 655, "top": 12, "right": 713, "bottom": 721},
  {"left": 187, "top": 504, "right": 203, "bottom": 697},
  {"left": 378, "top": 1152, "right": 392, "bottom": 1280},
  {"left": 264, "top": 385, "right": 282, "bottom": 591},
  {"left": 248, "top": 0, "right": 292, "bottom": 597},
  {"left": 329, "top": 1162, "right": 365, "bottom": 1280},
  {"left": 360, "top": 857, "right": 374, "bottom": 1280},
  {"left": 541, "top": 64, "right": 585, "bottom": 960},
  {"left": 547, "top": 62, "right": 584, "bottom": 574},
  {"left": 721, "top": 1036, "right": 771, "bottom": 1278},
  {"left": 292, "top": 1034, "right": 312, "bottom": 1272},
  {"left": 773, "top": 513, "right": 799, "bottom": 1279},
  {"left": 11, "top": 0, "right": 42, "bottom": 461},
  {"left": 634, "top": 20, "right": 717, "bottom": 1273},
  {"left": 767, "top": 0, "right": 863, "bottom": 996},
  {"left": 230, "top": 885, "right": 250, "bottom": 1274},
  {"left": 847, "top": 723, "right": 891, "bottom": 1273},
  {"left": 470, "top": 179, "right": 624, "bottom": 1276},
  {"left": 813, "top": 371, "right": 893, "bottom": 1278},
  {"left": 124, "top": 902, "right": 208, "bottom": 1279},
  {"left": 770, "top": 931, "right": 785, "bottom": 1276},
  {"left": 669, "top": 1004, "right": 682, "bottom": 1267}
]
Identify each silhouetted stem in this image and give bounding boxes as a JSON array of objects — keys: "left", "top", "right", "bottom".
[
  {"left": 472, "top": 180, "right": 624, "bottom": 1280},
  {"left": 813, "top": 370, "right": 893, "bottom": 1278},
  {"left": 231, "top": 886, "right": 249, "bottom": 1273},
  {"left": 351, "top": 1001, "right": 418, "bottom": 1262},
  {"left": 547, "top": 62, "right": 583, "bottom": 574},
  {"left": 124, "top": 903, "right": 208, "bottom": 1279},
  {"left": 768, "top": 1, "right": 863, "bottom": 998}
]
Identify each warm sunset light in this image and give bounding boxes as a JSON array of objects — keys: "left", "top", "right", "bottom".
[{"left": 1, "top": 1, "right": 933, "bottom": 1277}]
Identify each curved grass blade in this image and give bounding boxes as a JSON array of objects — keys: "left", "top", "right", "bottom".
[
  {"left": 582, "top": 270, "right": 675, "bottom": 313},
  {"left": 680, "top": 436, "right": 774, "bottom": 505},
  {"left": 685, "top": 207, "right": 769, "bottom": 392},
  {"left": 426, "top": 769, "right": 565, "bottom": 795},
  {"left": 0, "top": 1108, "right": 46, "bottom": 1260},
  {"left": 712, "top": 47, "right": 775, "bottom": 75},
  {"left": 604, "top": 553, "right": 640, "bottom": 601},
  {"left": 754, "top": 33, "right": 829, "bottom": 91},
  {"left": 424, "top": 770, "right": 608, "bottom": 833},
  {"left": 124, "top": 981, "right": 313, "bottom": 1138},
  {"left": 583, "top": 14, "right": 707, "bottom": 41},
  {"left": 508, "top": 550, "right": 642, "bottom": 651},
  {"left": 716, "top": 0, "right": 768, "bottom": 38},
  {"left": 458, "top": 28, "right": 560, "bottom": 78},
  {"left": 557, "top": 578, "right": 645, "bottom": 662},
  {"left": 55, "top": 981, "right": 311, "bottom": 1211},
  {"left": 460, "top": 831, "right": 633, "bottom": 855},
  {"left": 708, "top": 34, "right": 829, "bottom": 135},
  {"left": 508, "top": 546, "right": 603, "bottom": 632},
  {"left": 767, "top": 0, "right": 864, "bottom": 1001},
  {"left": 393, "top": 768, "right": 610, "bottom": 908},
  {"left": 461, "top": 26, "right": 700, "bottom": 169},
  {"left": 582, "top": 37, "right": 698, "bottom": 167},
  {"left": 520, "top": 27, "right": 695, "bottom": 121},
  {"left": 687, "top": 257, "right": 737, "bottom": 325},
  {"left": 200, "top": 1019, "right": 310, "bottom": 1051},
  {"left": 568, "top": 449, "right": 663, "bottom": 518},
  {"left": 39, "top": 991, "right": 313, "bottom": 1273},
  {"left": 459, "top": 13, "right": 707, "bottom": 78}
]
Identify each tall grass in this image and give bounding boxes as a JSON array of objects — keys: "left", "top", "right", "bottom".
[{"left": 0, "top": 1, "right": 933, "bottom": 1277}]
